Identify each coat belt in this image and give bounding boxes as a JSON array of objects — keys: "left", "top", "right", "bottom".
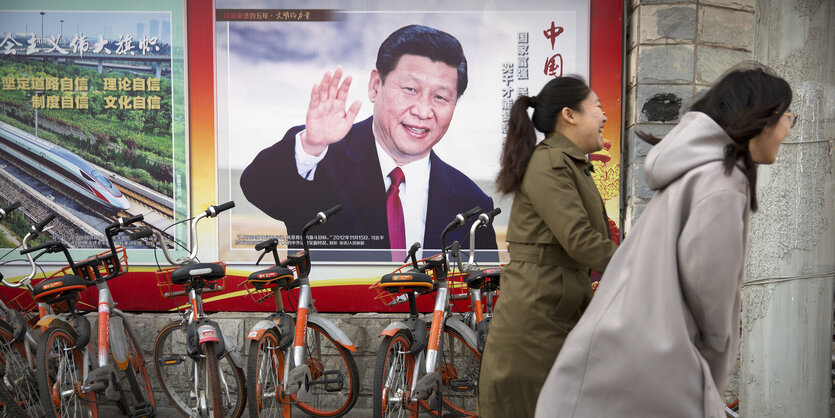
[{"left": 507, "top": 243, "right": 586, "bottom": 270}]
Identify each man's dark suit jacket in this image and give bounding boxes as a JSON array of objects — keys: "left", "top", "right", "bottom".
[{"left": 240, "top": 116, "right": 498, "bottom": 262}]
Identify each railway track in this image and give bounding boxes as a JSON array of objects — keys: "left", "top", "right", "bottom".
[{"left": 118, "top": 185, "right": 174, "bottom": 218}]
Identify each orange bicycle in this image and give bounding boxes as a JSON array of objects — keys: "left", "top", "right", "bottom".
[
  {"left": 31, "top": 214, "right": 154, "bottom": 417},
  {"left": 451, "top": 207, "right": 502, "bottom": 353},
  {"left": 245, "top": 205, "right": 359, "bottom": 418},
  {"left": 372, "top": 206, "right": 483, "bottom": 418}
]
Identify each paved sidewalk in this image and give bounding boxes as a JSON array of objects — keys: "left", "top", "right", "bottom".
[{"left": 100, "top": 405, "right": 375, "bottom": 417}]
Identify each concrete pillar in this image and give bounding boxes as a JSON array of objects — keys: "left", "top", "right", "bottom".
[
  {"left": 741, "top": 1, "right": 835, "bottom": 417},
  {"left": 623, "top": 0, "right": 755, "bottom": 234}
]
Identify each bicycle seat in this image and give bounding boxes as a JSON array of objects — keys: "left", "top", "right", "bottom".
[
  {"left": 32, "top": 274, "right": 91, "bottom": 304},
  {"left": 379, "top": 270, "right": 434, "bottom": 294},
  {"left": 170, "top": 263, "right": 226, "bottom": 285},
  {"left": 247, "top": 266, "right": 294, "bottom": 290},
  {"left": 466, "top": 268, "right": 501, "bottom": 291}
]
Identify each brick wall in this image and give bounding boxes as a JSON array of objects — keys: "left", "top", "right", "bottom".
[{"left": 623, "top": 0, "right": 755, "bottom": 233}]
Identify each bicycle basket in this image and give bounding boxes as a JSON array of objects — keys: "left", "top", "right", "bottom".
[
  {"left": 240, "top": 264, "right": 299, "bottom": 305},
  {"left": 54, "top": 246, "right": 128, "bottom": 282},
  {"left": 369, "top": 254, "right": 469, "bottom": 306},
  {"left": 155, "top": 262, "right": 227, "bottom": 303}
]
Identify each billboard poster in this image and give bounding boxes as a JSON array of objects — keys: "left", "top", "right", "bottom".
[
  {"left": 0, "top": 1, "right": 188, "bottom": 262},
  {"left": 215, "top": 0, "right": 623, "bottom": 264}
]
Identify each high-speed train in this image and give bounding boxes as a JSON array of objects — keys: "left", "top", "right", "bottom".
[{"left": 0, "top": 121, "right": 130, "bottom": 211}]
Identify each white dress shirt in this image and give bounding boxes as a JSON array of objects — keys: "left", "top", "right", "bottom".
[{"left": 293, "top": 131, "right": 431, "bottom": 252}]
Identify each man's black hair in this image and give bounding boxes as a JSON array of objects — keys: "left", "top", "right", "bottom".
[{"left": 376, "top": 24, "right": 468, "bottom": 98}]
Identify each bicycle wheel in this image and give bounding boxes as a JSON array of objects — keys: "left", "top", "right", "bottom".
[
  {"left": 36, "top": 326, "right": 97, "bottom": 418},
  {"left": 153, "top": 321, "right": 246, "bottom": 417},
  {"left": 113, "top": 319, "right": 155, "bottom": 415},
  {"left": 202, "top": 341, "right": 224, "bottom": 417},
  {"left": 292, "top": 323, "right": 359, "bottom": 417},
  {"left": 247, "top": 328, "right": 290, "bottom": 417},
  {"left": 373, "top": 330, "right": 418, "bottom": 418},
  {"left": 434, "top": 326, "right": 480, "bottom": 416},
  {"left": 0, "top": 321, "right": 44, "bottom": 417}
]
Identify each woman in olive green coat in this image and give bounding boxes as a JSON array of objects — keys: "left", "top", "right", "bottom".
[{"left": 478, "top": 76, "right": 617, "bottom": 418}]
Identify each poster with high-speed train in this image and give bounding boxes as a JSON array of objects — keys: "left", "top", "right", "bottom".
[{"left": 0, "top": 2, "right": 188, "bottom": 255}]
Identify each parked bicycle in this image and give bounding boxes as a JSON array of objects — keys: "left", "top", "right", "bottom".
[
  {"left": 372, "top": 206, "right": 483, "bottom": 418},
  {"left": 0, "top": 202, "right": 48, "bottom": 417},
  {"left": 245, "top": 205, "right": 359, "bottom": 418},
  {"left": 452, "top": 208, "right": 502, "bottom": 353},
  {"left": 134, "top": 201, "right": 247, "bottom": 417},
  {"left": 28, "top": 213, "right": 155, "bottom": 417}
]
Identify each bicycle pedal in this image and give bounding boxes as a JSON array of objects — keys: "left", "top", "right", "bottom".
[
  {"left": 448, "top": 378, "right": 475, "bottom": 392},
  {"left": 309, "top": 370, "right": 344, "bottom": 392},
  {"left": 129, "top": 401, "right": 155, "bottom": 418},
  {"left": 157, "top": 355, "right": 185, "bottom": 366}
]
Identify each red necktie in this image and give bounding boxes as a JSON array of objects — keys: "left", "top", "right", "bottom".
[{"left": 386, "top": 167, "right": 406, "bottom": 262}]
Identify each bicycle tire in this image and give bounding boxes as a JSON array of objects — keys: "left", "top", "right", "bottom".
[
  {"left": 36, "top": 326, "right": 97, "bottom": 418},
  {"left": 432, "top": 325, "right": 480, "bottom": 416},
  {"left": 291, "top": 322, "right": 359, "bottom": 417},
  {"left": 0, "top": 320, "right": 44, "bottom": 417},
  {"left": 202, "top": 341, "right": 224, "bottom": 418},
  {"left": 247, "top": 328, "right": 288, "bottom": 417},
  {"left": 0, "top": 322, "right": 36, "bottom": 417},
  {"left": 113, "top": 318, "right": 155, "bottom": 415},
  {"left": 153, "top": 321, "right": 246, "bottom": 417},
  {"left": 373, "top": 330, "right": 418, "bottom": 418}
]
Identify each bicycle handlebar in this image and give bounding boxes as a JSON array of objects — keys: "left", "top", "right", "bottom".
[
  {"left": 129, "top": 228, "right": 154, "bottom": 240},
  {"left": 206, "top": 201, "right": 235, "bottom": 217},
  {"left": 34, "top": 214, "right": 55, "bottom": 233},
  {"left": 0, "top": 201, "right": 21, "bottom": 220},
  {"left": 468, "top": 208, "right": 502, "bottom": 265},
  {"left": 255, "top": 238, "right": 278, "bottom": 252},
  {"left": 19, "top": 240, "right": 65, "bottom": 256},
  {"left": 135, "top": 202, "right": 237, "bottom": 266},
  {"left": 440, "top": 206, "right": 481, "bottom": 264},
  {"left": 107, "top": 214, "right": 143, "bottom": 231},
  {"left": 322, "top": 204, "right": 342, "bottom": 218},
  {"left": 15, "top": 214, "right": 64, "bottom": 286},
  {"left": 254, "top": 238, "right": 279, "bottom": 266},
  {"left": 405, "top": 242, "right": 421, "bottom": 268},
  {"left": 301, "top": 204, "right": 342, "bottom": 253}
]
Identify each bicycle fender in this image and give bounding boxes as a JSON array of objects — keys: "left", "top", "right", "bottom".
[
  {"left": 36, "top": 315, "right": 78, "bottom": 340},
  {"left": 308, "top": 313, "right": 356, "bottom": 352},
  {"left": 110, "top": 316, "right": 129, "bottom": 369},
  {"left": 379, "top": 321, "right": 413, "bottom": 338},
  {"left": 444, "top": 317, "right": 479, "bottom": 350},
  {"left": 3, "top": 309, "right": 26, "bottom": 342},
  {"left": 245, "top": 319, "right": 278, "bottom": 341},
  {"left": 381, "top": 318, "right": 427, "bottom": 355},
  {"left": 221, "top": 330, "right": 244, "bottom": 369},
  {"left": 73, "top": 315, "right": 92, "bottom": 354}
]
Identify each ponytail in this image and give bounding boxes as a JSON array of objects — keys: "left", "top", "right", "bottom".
[{"left": 496, "top": 95, "right": 538, "bottom": 194}]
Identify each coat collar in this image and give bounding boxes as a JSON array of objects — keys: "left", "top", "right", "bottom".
[{"left": 541, "top": 132, "right": 588, "bottom": 162}]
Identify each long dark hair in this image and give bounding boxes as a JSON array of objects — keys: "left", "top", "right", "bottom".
[
  {"left": 496, "top": 76, "right": 591, "bottom": 194},
  {"left": 637, "top": 64, "right": 792, "bottom": 211}
]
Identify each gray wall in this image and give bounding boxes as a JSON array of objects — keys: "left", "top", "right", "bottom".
[{"left": 623, "top": 0, "right": 755, "bottom": 234}]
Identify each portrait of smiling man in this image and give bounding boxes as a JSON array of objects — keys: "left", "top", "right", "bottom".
[{"left": 240, "top": 24, "right": 498, "bottom": 261}]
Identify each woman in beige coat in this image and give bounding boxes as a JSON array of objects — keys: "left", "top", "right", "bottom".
[
  {"left": 535, "top": 67, "right": 795, "bottom": 417},
  {"left": 478, "top": 76, "right": 618, "bottom": 418}
]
